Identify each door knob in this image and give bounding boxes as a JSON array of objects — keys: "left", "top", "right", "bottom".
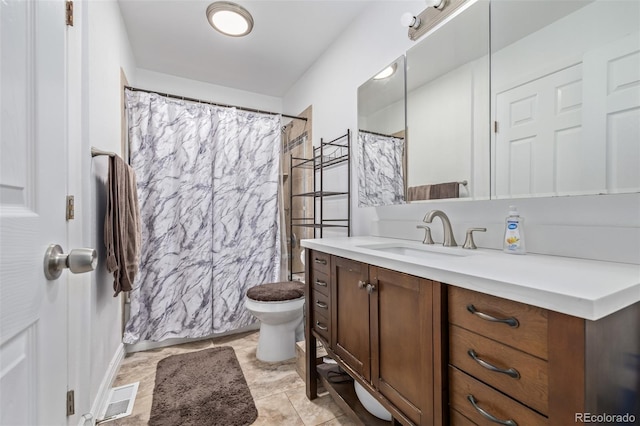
[{"left": 44, "top": 244, "right": 97, "bottom": 280}]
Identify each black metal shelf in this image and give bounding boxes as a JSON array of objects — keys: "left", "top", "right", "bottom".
[{"left": 288, "top": 130, "right": 351, "bottom": 280}]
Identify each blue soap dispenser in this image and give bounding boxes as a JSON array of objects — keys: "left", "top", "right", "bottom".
[{"left": 503, "top": 205, "right": 526, "bottom": 254}]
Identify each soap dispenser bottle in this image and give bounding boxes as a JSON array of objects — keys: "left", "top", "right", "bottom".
[{"left": 503, "top": 205, "right": 526, "bottom": 254}]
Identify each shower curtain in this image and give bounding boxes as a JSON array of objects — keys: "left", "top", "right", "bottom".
[
  {"left": 358, "top": 131, "right": 405, "bottom": 207},
  {"left": 123, "top": 90, "right": 281, "bottom": 343}
]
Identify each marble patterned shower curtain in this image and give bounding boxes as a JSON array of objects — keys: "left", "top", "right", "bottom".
[
  {"left": 358, "top": 131, "right": 405, "bottom": 207},
  {"left": 211, "top": 107, "right": 281, "bottom": 333},
  {"left": 122, "top": 90, "right": 280, "bottom": 343}
]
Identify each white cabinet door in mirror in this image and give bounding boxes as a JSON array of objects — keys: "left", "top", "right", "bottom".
[{"left": 491, "top": 0, "right": 640, "bottom": 199}]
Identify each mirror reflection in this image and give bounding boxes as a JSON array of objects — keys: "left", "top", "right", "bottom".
[
  {"left": 491, "top": 0, "right": 640, "bottom": 198},
  {"left": 405, "top": 0, "right": 490, "bottom": 202},
  {"left": 357, "top": 56, "right": 406, "bottom": 207}
]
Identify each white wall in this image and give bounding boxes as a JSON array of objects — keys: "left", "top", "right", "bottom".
[
  {"left": 134, "top": 68, "right": 282, "bottom": 113},
  {"left": 68, "top": 0, "right": 138, "bottom": 423},
  {"left": 283, "top": 0, "right": 640, "bottom": 264}
]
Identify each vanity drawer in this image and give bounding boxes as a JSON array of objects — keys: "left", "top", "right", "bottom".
[
  {"left": 449, "top": 325, "right": 548, "bottom": 415},
  {"left": 312, "top": 289, "right": 330, "bottom": 316},
  {"left": 449, "top": 366, "right": 548, "bottom": 426},
  {"left": 313, "top": 309, "right": 331, "bottom": 344},
  {"left": 450, "top": 408, "right": 478, "bottom": 426},
  {"left": 310, "top": 251, "right": 331, "bottom": 275},
  {"left": 310, "top": 270, "right": 330, "bottom": 297},
  {"left": 449, "top": 286, "right": 548, "bottom": 359}
]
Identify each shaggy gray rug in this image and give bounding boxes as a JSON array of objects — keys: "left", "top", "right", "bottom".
[{"left": 149, "top": 347, "right": 258, "bottom": 426}]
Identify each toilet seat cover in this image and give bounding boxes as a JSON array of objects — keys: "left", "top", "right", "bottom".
[{"left": 246, "top": 281, "right": 305, "bottom": 302}]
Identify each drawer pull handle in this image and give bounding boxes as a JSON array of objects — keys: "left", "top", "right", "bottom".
[
  {"left": 467, "top": 350, "right": 520, "bottom": 379},
  {"left": 467, "top": 304, "right": 519, "bottom": 328},
  {"left": 314, "top": 258, "right": 327, "bottom": 265},
  {"left": 315, "top": 300, "right": 328, "bottom": 309},
  {"left": 315, "top": 321, "right": 328, "bottom": 331},
  {"left": 315, "top": 280, "right": 327, "bottom": 287},
  {"left": 467, "top": 395, "right": 517, "bottom": 426}
]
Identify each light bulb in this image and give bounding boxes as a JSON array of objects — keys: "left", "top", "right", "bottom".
[
  {"left": 425, "top": 0, "right": 445, "bottom": 10},
  {"left": 400, "top": 12, "right": 420, "bottom": 29}
]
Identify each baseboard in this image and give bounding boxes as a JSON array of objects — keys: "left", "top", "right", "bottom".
[
  {"left": 81, "top": 343, "right": 126, "bottom": 426},
  {"left": 124, "top": 323, "right": 260, "bottom": 354}
]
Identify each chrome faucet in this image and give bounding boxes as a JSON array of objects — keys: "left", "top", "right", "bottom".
[{"left": 423, "top": 210, "right": 457, "bottom": 247}]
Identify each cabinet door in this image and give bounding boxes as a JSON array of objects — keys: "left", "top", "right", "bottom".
[
  {"left": 331, "top": 256, "right": 371, "bottom": 381},
  {"left": 370, "top": 267, "right": 434, "bottom": 425}
]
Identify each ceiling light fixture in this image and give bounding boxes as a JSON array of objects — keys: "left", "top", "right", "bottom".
[
  {"left": 206, "top": 1, "right": 253, "bottom": 37},
  {"left": 373, "top": 63, "right": 397, "bottom": 80}
]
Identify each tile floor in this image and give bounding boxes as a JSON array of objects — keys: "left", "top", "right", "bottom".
[{"left": 108, "top": 331, "right": 354, "bottom": 425}]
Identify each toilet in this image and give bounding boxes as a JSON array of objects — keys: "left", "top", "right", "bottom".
[{"left": 245, "top": 281, "right": 305, "bottom": 362}]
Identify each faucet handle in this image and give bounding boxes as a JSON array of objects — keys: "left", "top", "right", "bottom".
[
  {"left": 416, "top": 225, "right": 435, "bottom": 245},
  {"left": 463, "top": 228, "right": 487, "bottom": 249}
]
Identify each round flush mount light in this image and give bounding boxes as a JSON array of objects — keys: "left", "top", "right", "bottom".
[
  {"left": 373, "top": 63, "right": 397, "bottom": 80},
  {"left": 206, "top": 1, "right": 254, "bottom": 37}
]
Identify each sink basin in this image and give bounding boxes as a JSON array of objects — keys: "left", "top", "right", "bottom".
[{"left": 358, "top": 242, "right": 471, "bottom": 258}]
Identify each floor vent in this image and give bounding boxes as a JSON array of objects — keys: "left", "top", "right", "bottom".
[{"left": 97, "top": 382, "right": 139, "bottom": 423}]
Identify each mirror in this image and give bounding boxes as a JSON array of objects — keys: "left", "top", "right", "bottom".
[
  {"left": 491, "top": 0, "right": 640, "bottom": 198},
  {"left": 405, "top": 0, "right": 490, "bottom": 202},
  {"left": 357, "top": 56, "right": 407, "bottom": 207}
]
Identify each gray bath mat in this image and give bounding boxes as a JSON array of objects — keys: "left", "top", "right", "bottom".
[{"left": 149, "top": 347, "right": 257, "bottom": 426}]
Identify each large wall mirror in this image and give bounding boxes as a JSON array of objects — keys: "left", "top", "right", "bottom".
[
  {"left": 491, "top": 0, "right": 640, "bottom": 198},
  {"left": 356, "top": 0, "right": 491, "bottom": 207},
  {"left": 406, "top": 0, "right": 490, "bottom": 203},
  {"left": 357, "top": 56, "right": 406, "bottom": 207}
]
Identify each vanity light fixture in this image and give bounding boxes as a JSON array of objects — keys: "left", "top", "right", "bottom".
[
  {"left": 373, "top": 63, "right": 397, "bottom": 80},
  {"left": 206, "top": 1, "right": 254, "bottom": 37},
  {"left": 401, "top": 0, "right": 445, "bottom": 30}
]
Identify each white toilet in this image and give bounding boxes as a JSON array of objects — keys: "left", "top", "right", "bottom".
[{"left": 245, "top": 281, "right": 305, "bottom": 362}]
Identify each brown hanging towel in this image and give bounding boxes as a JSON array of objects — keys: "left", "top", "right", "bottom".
[{"left": 104, "top": 155, "right": 141, "bottom": 296}]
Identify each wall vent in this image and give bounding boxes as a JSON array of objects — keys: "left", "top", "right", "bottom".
[{"left": 96, "top": 382, "right": 139, "bottom": 424}]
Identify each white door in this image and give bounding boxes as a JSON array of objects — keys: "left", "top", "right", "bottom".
[
  {"left": 494, "top": 63, "right": 588, "bottom": 198},
  {"left": 494, "top": 33, "right": 640, "bottom": 199},
  {"left": 1, "top": 0, "right": 69, "bottom": 425}
]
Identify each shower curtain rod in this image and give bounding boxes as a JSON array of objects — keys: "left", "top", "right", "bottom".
[
  {"left": 359, "top": 129, "right": 404, "bottom": 139},
  {"left": 124, "top": 86, "right": 308, "bottom": 122}
]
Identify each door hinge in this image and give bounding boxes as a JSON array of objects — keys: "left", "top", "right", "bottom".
[
  {"left": 66, "top": 1, "right": 74, "bottom": 26},
  {"left": 66, "top": 195, "right": 75, "bottom": 220},
  {"left": 493, "top": 121, "right": 499, "bottom": 133},
  {"left": 66, "top": 390, "right": 75, "bottom": 416}
]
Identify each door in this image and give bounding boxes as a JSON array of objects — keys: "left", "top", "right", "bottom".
[
  {"left": 370, "top": 267, "right": 433, "bottom": 425},
  {"left": 331, "top": 256, "right": 371, "bottom": 381},
  {"left": 495, "top": 63, "right": 587, "bottom": 198},
  {"left": 1, "top": 0, "right": 69, "bottom": 425}
]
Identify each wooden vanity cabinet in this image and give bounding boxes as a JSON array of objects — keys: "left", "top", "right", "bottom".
[
  {"left": 305, "top": 249, "right": 640, "bottom": 426},
  {"left": 306, "top": 251, "right": 445, "bottom": 426},
  {"left": 447, "top": 286, "right": 640, "bottom": 426}
]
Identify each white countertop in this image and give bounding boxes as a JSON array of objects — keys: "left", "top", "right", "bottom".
[{"left": 300, "top": 236, "right": 640, "bottom": 321}]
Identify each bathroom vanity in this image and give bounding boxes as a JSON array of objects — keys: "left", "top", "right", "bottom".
[{"left": 302, "top": 237, "right": 640, "bottom": 426}]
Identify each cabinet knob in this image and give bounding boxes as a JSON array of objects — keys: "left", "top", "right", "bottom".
[
  {"left": 366, "top": 284, "right": 376, "bottom": 294},
  {"left": 357, "top": 280, "right": 367, "bottom": 289}
]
